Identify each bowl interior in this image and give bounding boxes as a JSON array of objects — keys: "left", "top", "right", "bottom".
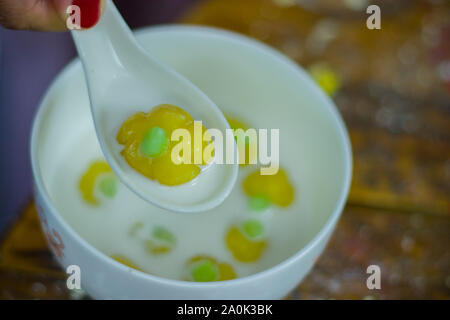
[{"left": 35, "top": 26, "right": 351, "bottom": 280}]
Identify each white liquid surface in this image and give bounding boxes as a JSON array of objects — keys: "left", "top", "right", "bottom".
[{"left": 49, "top": 126, "right": 306, "bottom": 279}]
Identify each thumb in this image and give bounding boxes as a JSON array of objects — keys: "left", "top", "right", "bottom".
[
  {"left": 0, "top": 0, "right": 71, "bottom": 31},
  {"left": 0, "top": 0, "right": 102, "bottom": 32}
]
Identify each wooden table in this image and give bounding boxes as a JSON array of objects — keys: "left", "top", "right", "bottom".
[{"left": 1, "top": 0, "right": 449, "bottom": 299}]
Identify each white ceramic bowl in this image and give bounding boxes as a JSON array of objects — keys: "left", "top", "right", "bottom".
[{"left": 31, "top": 26, "right": 352, "bottom": 299}]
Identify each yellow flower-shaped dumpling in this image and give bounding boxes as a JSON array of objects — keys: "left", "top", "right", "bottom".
[
  {"left": 79, "top": 160, "right": 118, "bottom": 205},
  {"left": 225, "top": 220, "right": 267, "bottom": 263},
  {"left": 186, "top": 255, "right": 237, "bottom": 282},
  {"left": 117, "top": 104, "right": 212, "bottom": 186},
  {"left": 144, "top": 226, "right": 177, "bottom": 255},
  {"left": 243, "top": 168, "right": 294, "bottom": 208},
  {"left": 129, "top": 222, "right": 177, "bottom": 255}
]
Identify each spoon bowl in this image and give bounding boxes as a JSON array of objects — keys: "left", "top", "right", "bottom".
[{"left": 71, "top": 0, "right": 238, "bottom": 212}]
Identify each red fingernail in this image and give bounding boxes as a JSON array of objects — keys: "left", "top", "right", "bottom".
[{"left": 72, "top": 0, "right": 101, "bottom": 29}]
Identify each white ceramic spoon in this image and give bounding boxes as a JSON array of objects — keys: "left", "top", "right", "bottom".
[{"left": 70, "top": 0, "right": 238, "bottom": 212}]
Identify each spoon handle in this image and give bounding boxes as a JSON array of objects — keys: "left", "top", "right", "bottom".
[{"left": 70, "top": 0, "right": 139, "bottom": 90}]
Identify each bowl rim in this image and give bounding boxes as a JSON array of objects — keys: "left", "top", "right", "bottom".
[{"left": 30, "top": 24, "right": 353, "bottom": 289}]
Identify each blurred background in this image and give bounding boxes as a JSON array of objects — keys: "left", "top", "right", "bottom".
[{"left": 0, "top": 0, "right": 449, "bottom": 299}]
